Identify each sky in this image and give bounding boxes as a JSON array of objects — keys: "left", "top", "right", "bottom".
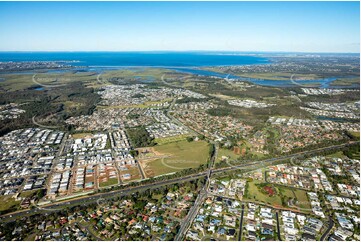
[{"left": 0, "top": 1, "right": 359, "bottom": 53}]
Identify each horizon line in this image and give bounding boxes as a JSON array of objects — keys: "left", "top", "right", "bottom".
[{"left": 0, "top": 50, "right": 359, "bottom": 54}]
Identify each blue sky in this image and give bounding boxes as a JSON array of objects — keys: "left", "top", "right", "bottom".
[{"left": 0, "top": 1, "right": 359, "bottom": 52}]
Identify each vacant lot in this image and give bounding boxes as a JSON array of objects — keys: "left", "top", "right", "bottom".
[
  {"left": 99, "top": 177, "right": 118, "bottom": 188},
  {"left": 119, "top": 165, "right": 142, "bottom": 182},
  {"left": 140, "top": 140, "right": 210, "bottom": 177},
  {"left": 216, "top": 148, "right": 241, "bottom": 163},
  {"left": 245, "top": 180, "right": 311, "bottom": 211},
  {"left": 245, "top": 180, "right": 283, "bottom": 206}
]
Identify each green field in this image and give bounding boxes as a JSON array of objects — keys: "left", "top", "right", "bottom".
[
  {"left": 245, "top": 180, "right": 311, "bottom": 210},
  {"left": 0, "top": 195, "right": 20, "bottom": 214},
  {"left": 216, "top": 143, "right": 266, "bottom": 164},
  {"left": 99, "top": 178, "right": 118, "bottom": 188},
  {"left": 348, "top": 131, "right": 360, "bottom": 139},
  {"left": 293, "top": 189, "right": 311, "bottom": 210},
  {"left": 277, "top": 186, "right": 311, "bottom": 210},
  {"left": 245, "top": 180, "right": 282, "bottom": 206},
  {"left": 216, "top": 148, "right": 241, "bottom": 163},
  {"left": 154, "top": 134, "right": 188, "bottom": 145},
  {"left": 143, "top": 140, "right": 210, "bottom": 177},
  {"left": 327, "top": 151, "right": 347, "bottom": 159}
]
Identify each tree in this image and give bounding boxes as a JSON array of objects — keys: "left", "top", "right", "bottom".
[
  {"left": 130, "top": 150, "right": 139, "bottom": 157},
  {"left": 126, "top": 126, "right": 155, "bottom": 148}
]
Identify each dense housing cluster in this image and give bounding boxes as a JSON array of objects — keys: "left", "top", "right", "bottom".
[{"left": 0, "top": 103, "right": 26, "bottom": 120}]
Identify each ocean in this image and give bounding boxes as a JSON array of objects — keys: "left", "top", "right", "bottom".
[
  {"left": 0, "top": 51, "right": 269, "bottom": 67},
  {"left": 0, "top": 51, "right": 358, "bottom": 89}
]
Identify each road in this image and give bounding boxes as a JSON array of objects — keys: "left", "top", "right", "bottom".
[
  {"left": 0, "top": 141, "right": 356, "bottom": 224},
  {"left": 320, "top": 216, "right": 334, "bottom": 241},
  {"left": 216, "top": 141, "right": 358, "bottom": 174},
  {"left": 238, "top": 204, "right": 245, "bottom": 241},
  {"left": 174, "top": 143, "right": 217, "bottom": 240},
  {"left": 0, "top": 173, "right": 207, "bottom": 223},
  {"left": 175, "top": 187, "right": 207, "bottom": 241},
  {"left": 276, "top": 211, "right": 282, "bottom": 241},
  {"left": 136, "top": 160, "right": 147, "bottom": 179}
]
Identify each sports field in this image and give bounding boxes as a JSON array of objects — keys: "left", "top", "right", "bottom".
[{"left": 140, "top": 140, "right": 210, "bottom": 177}]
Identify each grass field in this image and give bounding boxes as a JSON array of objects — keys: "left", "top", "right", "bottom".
[
  {"left": 327, "top": 151, "right": 347, "bottom": 159},
  {"left": 216, "top": 148, "right": 241, "bottom": 163},
  {"left": 154, "top": 134, "right": 188, "bottom": 145},
  {"left": 71, "top": 132, "right": 93, "bottom": 139},
  {"left": 348, "top": 131, "right": 360, "bottom": 139},
  {"left": 245, "top": 180, "right": 311, "bottom": 210},
  {"left": 277, "top": 186, "right": 311, "bottom": 210},
  {"left": 99, "top": 178, "right": 118, "bottom": 188},
  {"left": 141, "top": 140, "right": 210, "bottom": 177},
  {"left": 246, "top": 180, "right": 283, "bottom": 206},
  {"left": 0, "top": 195, "right": 20, "bottom": 213},
  {"left": 293, "top": 189, "right": 311, "bottom": 210},
  {"left": 216, "top": 142, "right": 265, "bottom": 164}
]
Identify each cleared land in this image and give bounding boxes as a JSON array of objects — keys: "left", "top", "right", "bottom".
[
  {"left": 99, "top": 177, "right": 118, "bottom": 188},
  {"left": 216, "top": 143, "right": 266, "bottom": 164},
  {"left": 119, "top": 165, "right": 142, "bottom": 182},
  {"left": 139, "top": 140, "right": 210, "bottom": 177}
]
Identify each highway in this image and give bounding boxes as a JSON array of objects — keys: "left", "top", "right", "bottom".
[
  {"left": 0, "top": 141, "right": 357, "bottom": 225},
  {"left": 0, "top": 173, "right": 207, "bottom": 223}
]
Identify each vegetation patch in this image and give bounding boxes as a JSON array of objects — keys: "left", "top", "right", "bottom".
[{"left": 126, "top": 126, "right": 155, "bottom": 148}]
